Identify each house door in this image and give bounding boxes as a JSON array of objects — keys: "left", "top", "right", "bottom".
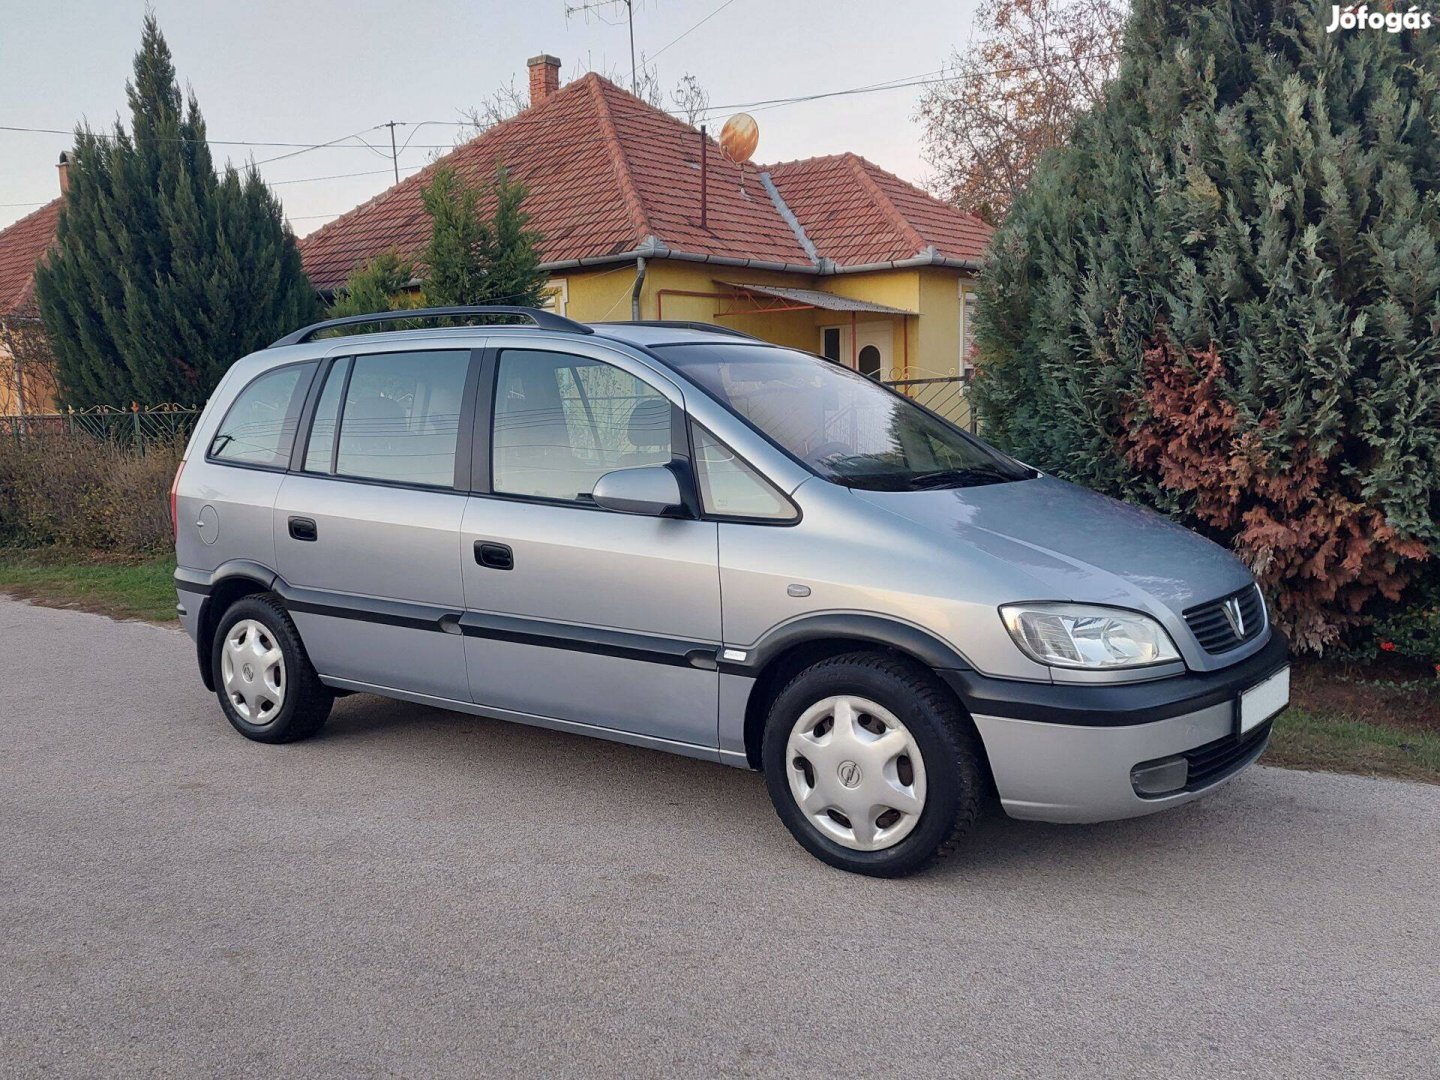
[{"left": 821, "top": 321, "right": 894, "bottom": 380}]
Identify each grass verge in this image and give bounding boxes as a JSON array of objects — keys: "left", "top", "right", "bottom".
[
  {"left": 0, "top": 549, "right": 177, "bottom": 622},
  {"left": 1264, "top": 705, "right": 1440, "bottom": 786}
]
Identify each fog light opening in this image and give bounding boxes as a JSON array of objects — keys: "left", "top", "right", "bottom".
[{"left": 1131, "top": 755, "right": 1189, "bottom": 797}]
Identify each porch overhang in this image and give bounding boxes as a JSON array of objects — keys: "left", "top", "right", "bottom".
[{"left": 714, "top": 281, "right": 917, "bottom": 316}]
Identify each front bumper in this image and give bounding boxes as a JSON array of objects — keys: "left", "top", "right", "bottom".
[{"left": 940, "top": 633, "right": 1288, "bottom": 823}]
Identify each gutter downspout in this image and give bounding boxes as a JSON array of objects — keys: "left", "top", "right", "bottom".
[{"left": 630, "top": 256, "right": 648, "bottom": 321}]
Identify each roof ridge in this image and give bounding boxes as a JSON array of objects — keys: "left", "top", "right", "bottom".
[
  {"left": 844, "top": 153, "right": 926, "bottom": 254},
  {"left": 0, "top": 197, "right": 62, "bottom": 241},
  {"left": 587, "top": 76, "right": 652, "bottom": 244},
  {"left": 762, "top": 152, "right": 848, "bottom": 173}
]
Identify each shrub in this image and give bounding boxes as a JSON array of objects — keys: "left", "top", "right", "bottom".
[
  {"left": 972, "top": 0, "right": 1440, "bottom": 651},
  {"left": 0, "top": 433, "right": 181, "bottom": 554}
]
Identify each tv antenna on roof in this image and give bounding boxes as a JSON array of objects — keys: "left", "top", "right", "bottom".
[{"left": 566, "top": 0, "right": 640, "bottom": 96}]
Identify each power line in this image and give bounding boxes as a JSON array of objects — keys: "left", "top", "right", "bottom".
[{"left": 650, "top": 0, "right": 740, "bottom": 60}]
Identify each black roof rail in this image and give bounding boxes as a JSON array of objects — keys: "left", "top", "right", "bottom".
[
  {"left": 593, "top": 320, "right": 761, "bottom": 341},
  {"left": 269, "top": 305, "right": 594, "bottom": 347}
]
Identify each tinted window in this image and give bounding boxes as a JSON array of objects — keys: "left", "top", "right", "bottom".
[
  {"left": 655, "top": 343, "right": 1030, "bottom": 492},
  {"left": 693, "top": 425, "right": 794, "bottom": 521},
  {"left": 209, "top": 363, "right": 313, "bottom": 467},
  {"left": 492, "top": 350, "right": 673, "bottom": 502},
  {"left": 332, "top": 350, "right": 469, "bottom": 487}
]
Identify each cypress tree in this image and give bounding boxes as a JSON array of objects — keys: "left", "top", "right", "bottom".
[
  {"left": 972, "top": 0, "right": 1440, "bottom": 649},
  {"left": 34, "top": 15, "right": 319, "bottom": 406},
  {"left": 419, "top": 165, "right": 548, "bottom": 308},
  {"left": 328, "top": 252, "right": 419, "bottom": 321}
]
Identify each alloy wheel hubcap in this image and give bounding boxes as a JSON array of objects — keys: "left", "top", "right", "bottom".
[
  {"left": 221, "top": 619, "right": 286, "bottom": 726},
  {"left": 785, "top": 695, "right": 927, "bottom": 852}
]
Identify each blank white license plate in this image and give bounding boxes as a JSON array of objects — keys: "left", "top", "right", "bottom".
[{"left": 1239, "top": 666, "right": 1290, "bottom": 734}]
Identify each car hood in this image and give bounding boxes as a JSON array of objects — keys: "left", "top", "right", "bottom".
[{"left": 852, "top": 475, "right": 1253, "bottom": 620}]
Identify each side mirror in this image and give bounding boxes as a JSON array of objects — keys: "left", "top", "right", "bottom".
[{"left": 591, "top": 465, "right": 684, "bottom": 517}]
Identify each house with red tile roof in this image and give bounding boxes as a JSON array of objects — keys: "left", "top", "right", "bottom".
[
  {"left": 0, "top": 155, "right": 67, "bottom": 415},
  {"left": 300, "top": 56, "right": 992, "bottom": 387}
]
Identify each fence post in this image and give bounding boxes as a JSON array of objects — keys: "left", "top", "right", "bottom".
[
  {"left": 67, "top": 406, "right": 74, "bottom": 436},
  {"left": 131, "top": 401, "right": 142, "bottom": 452}
]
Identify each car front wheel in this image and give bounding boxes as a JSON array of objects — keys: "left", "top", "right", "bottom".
[{"left": 762, "top": 652, "right": 985, "bottom": 877}]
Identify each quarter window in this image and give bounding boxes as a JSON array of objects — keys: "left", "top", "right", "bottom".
[
  {"left": 327, "top": 350, "right": 470, "bottom": 487},
  {"left": 209, "top": 363, "right": 314, "bottom": 468},
  {"left": 492, "top": 350, "right": 673, "bottom": 503},
  {"left": 692, "top": 425, "right": 795, "bottom": 521}
]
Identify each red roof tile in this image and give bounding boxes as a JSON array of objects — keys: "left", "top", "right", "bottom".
[
  {"left": 299, "top": 74, "right": 811, "bottom": 292},
  {"left": 298, "top": 77, "right": 993, "bottom": 293},
  {"left": 766, "top": 153, "right": 991, "bottom": 267},
  {"left": 0, "top": 199, "right": 61, "bottom": 318}
]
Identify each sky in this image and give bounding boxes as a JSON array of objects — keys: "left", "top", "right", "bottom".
[{"left": 0, "top": 0, "right": 981, "bottom": 235}]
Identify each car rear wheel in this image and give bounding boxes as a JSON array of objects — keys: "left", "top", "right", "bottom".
[
  {"left": 212, "top": 593, "right": 333, "bottom": 743},
  {"left": 762, "top": 652, "right": 984, "bottom": 877}
]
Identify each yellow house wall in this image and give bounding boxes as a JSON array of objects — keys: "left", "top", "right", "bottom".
[{"left": 546, "top": 259, "right": 971, "bottom": 381}]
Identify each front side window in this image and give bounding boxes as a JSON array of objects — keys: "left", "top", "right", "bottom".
[
  {"left": 692, "top": 425, "right": 795, "bottom": 521},
  {"left": 492, "top": 350, "right": 673, "bottom": 503},
  {"left": 209, "top": 363, "right": 314, "bottom": 467},
  {"left": 655, "top": 343, "right": 1029, "bottom": 492},
  {"left": 328, "top": 350, "right": 469, "bottom": 487}
]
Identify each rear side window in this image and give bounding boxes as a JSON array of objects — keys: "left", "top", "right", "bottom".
[
  {"left": 320, "top": 350, "right": 470, "bottom": 487},
  {"left": 209, "top": 363, "right": 314, "bottom": 467},
  {"left": 491, "top": 350, "right": 674, "bottom": 503}
]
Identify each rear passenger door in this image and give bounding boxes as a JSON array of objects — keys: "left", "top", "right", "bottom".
[
  {"left": 274, "top": 346, "right": 480, "bottom": 701},
  {"left": 459, "top": 345, "right": 722, "bottom": 750}
]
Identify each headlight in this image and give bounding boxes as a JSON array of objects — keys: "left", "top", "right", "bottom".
[{"left": 999, "top": 604, "right": 1180, "bottom": 669}]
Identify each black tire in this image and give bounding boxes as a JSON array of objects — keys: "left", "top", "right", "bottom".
[
  {"left": 762, "top": 651, "right": 984, "bottom": 877},
  {"left": 211, "top": 592, "right": 333, "bottom": 744}
]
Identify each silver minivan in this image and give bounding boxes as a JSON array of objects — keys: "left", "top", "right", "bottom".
[{"left": 174, "top": 307, "right": 1290, "bottom": 876}]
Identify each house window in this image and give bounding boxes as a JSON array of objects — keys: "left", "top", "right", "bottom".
[
  {"left": 821, "top": 326, "right": 841, "bottom": 363},
  {"left": 541, "top": 279, "right": 569, "bottom": 315},
  {"left": 959, "top": 283, "right": 979, "bottom": 375}
]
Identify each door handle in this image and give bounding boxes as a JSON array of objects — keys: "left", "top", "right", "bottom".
[
  {"left": 474, "top": 541, "right": 513, "bottom": 570},
  {"left": 288, "top": 516, "right": 318, "bottom": 542}
]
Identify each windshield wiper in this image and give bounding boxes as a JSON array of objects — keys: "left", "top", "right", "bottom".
[{"left": 905, "top": 467, "right": 1016, "bottom": 490}]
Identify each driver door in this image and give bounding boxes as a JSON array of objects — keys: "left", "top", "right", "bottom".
[{"left": 459, "top": 345, "right": 721, "bottom": 750}]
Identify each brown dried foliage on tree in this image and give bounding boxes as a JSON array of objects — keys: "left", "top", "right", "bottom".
[
  {"left": 1120, "top": 341, "right": 1429, "bottom": 652},
  {"left": 0, "top": 320, "right": 61, "bottom": 415},
  {"left": 917, "top": 0, "right": 1125, "bottom": 221}
]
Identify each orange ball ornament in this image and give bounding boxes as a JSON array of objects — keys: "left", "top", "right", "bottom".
[{"left": 719, "top": 113, "right": 759, "bottom": 164}]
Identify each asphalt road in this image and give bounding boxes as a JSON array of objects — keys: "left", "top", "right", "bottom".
[{"left": 2, "top": 597, "right": 1438, "bottom": 1079}]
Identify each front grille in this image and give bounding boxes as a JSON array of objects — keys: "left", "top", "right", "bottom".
[
  {"left": 1184, "top": 584, "right": 1266, "bottom": 654},
  {"left": 1183, "top": 719, "right": 1273, "bottom": 790}
]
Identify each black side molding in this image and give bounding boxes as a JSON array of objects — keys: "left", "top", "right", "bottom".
[{"left": 939, "top": 632, "right": 1290, "bottom": 728}]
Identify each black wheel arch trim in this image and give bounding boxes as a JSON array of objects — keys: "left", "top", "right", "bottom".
[
  {"left": 939, "top": 631, "right": 1290, "bottom": 727},
  {"left": 724, "top": 613, "right": 975, "bottom": 675}
]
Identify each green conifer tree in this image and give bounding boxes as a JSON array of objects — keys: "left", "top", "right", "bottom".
[
  {"left": 419, "top": 165, "right": 548, "bottom": 308},
  {"left": 34, "top": 15, "right": 318, "bottom": 406},
  {"left": 328, "top": 252, "right": 419, "bottom": 320},
  {"left": 971, "top": 0, "right": 1440, "bottom": 648}
]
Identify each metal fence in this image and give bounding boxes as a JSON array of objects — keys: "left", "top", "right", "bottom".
[
  {"left": 884, "top": 376, "right": 975, "bottom": 432},
  {"left": 1, "top": 404, "right": 201, "bottom": 449}
]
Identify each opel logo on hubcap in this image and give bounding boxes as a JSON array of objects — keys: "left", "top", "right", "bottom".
[{"left": 837, "top": 760, "right": 863, "bottom": 788}]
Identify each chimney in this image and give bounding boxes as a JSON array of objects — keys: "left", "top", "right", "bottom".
[
  {"left": 528, "top": 54, "right": 561, "bottom": 106},
  {"left": 57, "top": 150, "right": 73, "bottom": 195}
]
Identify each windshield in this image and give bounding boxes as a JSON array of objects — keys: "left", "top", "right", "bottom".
[{"left": 653, "top": 343, "right": 1032, "bottom": 491}]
